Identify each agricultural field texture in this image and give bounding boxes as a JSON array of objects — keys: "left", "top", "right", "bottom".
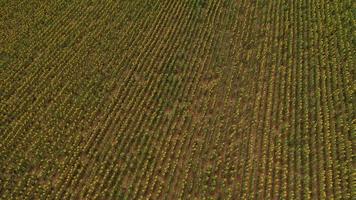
[{"left": 0, "top": 0, "right": 354, "bottom": 199}]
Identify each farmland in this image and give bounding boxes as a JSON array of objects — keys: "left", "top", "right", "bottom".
[{"left": 0, "top": 0, "right": 354, "bottom": 199}]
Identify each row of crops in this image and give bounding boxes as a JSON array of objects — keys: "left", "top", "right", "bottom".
[{"left": 0, "top": 0, "right": 353, "bottom": 199}]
